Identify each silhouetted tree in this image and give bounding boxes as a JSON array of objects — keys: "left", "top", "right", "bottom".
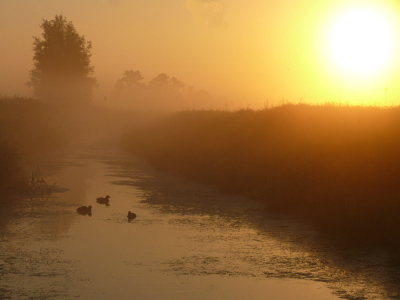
[
  {"left": 186, "top": 87, "right": 214, "bottom": 108},
  {"left": 114, "top": 70, "right": 145, "bottom": 91},
  {"left": 109, "top": 70, "right": 216, "bottom": 110},
  {"left": 147, "top": 73, "right": 185, "bottom": 110},
  {"left": 148, "top": 73, "right": 184, "bottom": 91},
  {"left": 111, "top": 70, "right": 146, "bottom": 109},
  {"left": 27, "top": 14, "right": 97, "bottom": 105}
]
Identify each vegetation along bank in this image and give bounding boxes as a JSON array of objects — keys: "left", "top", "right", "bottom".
[{"left": 122, "top": 103, "right": 400, "bottom": 250}]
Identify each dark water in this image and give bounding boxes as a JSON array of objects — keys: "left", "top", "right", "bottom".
[{"left": 0, "top": 143, "right": 399, "bottom": 299}]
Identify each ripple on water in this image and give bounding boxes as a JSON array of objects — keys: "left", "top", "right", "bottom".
[
  {"left": 113, "top": 158, "right": 399, "bottom": 300},
  {"left": 1, "top": 148, "right": 399, "bottom": 300}
]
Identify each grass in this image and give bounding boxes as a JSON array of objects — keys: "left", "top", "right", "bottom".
[
  {"left": 0, "top": 95, "right": 69, "bottom": 160},
  {"left": 0, "top": 96, "right": 66, "bottom": 198},
  {"left": 121, "top": 103, "right": 400, "bottom": 250},
  {"left": 0, "top": 95, "right": 165, "bottom": 198}
]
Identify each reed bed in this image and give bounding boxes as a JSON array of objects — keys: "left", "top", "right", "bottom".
[
  {"left": 122, "top": 103, "right": 400, "bottom": 249},
  {"left": 0, "top": 96, "right": 67, "bottom": 197},
  {"left": 0, "top": 95, "right": 163, "bottom": 197}
]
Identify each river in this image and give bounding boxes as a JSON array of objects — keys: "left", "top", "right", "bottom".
[{"left": 0, "top": 142, "right": 399, "bottom": 299}]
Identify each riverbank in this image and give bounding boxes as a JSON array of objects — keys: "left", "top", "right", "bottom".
[
  {"left": 2, "top": 141, "right": 381, "bottom": 300},
  {"left": 121, "top": 104, "right": 400, "bottom": 250},
  {"left": 0, "top": 96, "right": 66, "bottom": 196},
  {"left": 0, "top": 95, "right": 164, "bottom": 198}
]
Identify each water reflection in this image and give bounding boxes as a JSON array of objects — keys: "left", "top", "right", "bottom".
[
  {"left": 127, "top": 211, "right": 137, "bottom": 222},
  {"left": 1, "top": 144, "right": 399, "bottom": 299},
  {"left": 110, "top": 152, "right": 400, "bottom": 300},
  {"left": 96, "top": 195, "right": 110, "bottom": 205},
  {"left": 0, "top": 154, "right": 96, "bottom": 299},
  {"left": 76, "top": 205, "right": 93, "bottom": 216}
]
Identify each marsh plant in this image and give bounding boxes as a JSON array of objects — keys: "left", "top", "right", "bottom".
[
  {"left": 24, "top": 166, "right": 53, "bottom": 197},
  {"left": 122, "top": 103, "right": 400, "bottom": 249}
]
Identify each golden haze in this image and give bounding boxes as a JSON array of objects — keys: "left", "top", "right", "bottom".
[{"left": 1, "top": 0, "right": 400, "bottom": 108}]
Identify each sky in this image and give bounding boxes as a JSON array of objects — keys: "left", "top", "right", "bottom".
[{"left": 2, "top": 0, "right": 400, "bottom": 108}]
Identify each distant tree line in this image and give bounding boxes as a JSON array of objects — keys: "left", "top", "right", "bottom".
[
  {"left": 110, "top": 70, "right": 213, "bottom": 111},
  {"left": 26, "top": 14, "right": 214, "bottom": 110}
]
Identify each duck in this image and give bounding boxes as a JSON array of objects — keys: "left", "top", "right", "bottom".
[
  {"left": 96, "top": 195, "right": 110, "bottom": 205},
  {"left": 76, "top": 205, "right": 92, "bottom": 215},
  {"left": 127, "top": 211, "right": 136, "bottom": 221}
]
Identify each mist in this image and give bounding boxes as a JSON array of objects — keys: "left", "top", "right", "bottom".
[
  {"left": 2, "top": 2, "right": 400, "bottom": 299},
  {"left": 3, "top": 0, "right": 400, "bottom": 108}
]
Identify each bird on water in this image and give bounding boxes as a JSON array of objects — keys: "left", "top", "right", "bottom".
[
  {"left": 76, "top": 205, "right": 92, "bottom": 215},
  {"left": 127, "top": 211, "right": 136, "bottom": 221},
  {"left": 96, "top": 195, "right": 110, "bottom": 205}
]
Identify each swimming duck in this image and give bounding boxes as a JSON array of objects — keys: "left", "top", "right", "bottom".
[
  {"left": 127, "top": 211, "right": 136, "bottom": 221},
  {"left": 96, "top": 195, "right": 110, "bottom": 205},
  {"left": 76, "top": 205, "right": 92, "bottom": 215}
]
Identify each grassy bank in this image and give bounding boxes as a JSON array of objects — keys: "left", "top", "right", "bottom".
[
  {"left": 0, "top": 95, "right": 165, "bottom": 197},
  {"left": 121, "top": 104, "right": 400, "bottom": 249},
  {"left": 0, "top": 96, "right": 69, "bottom": 196}
]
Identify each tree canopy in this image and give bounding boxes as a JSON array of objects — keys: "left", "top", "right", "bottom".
[
  {"left": 28, "top": 14, "right": 97, "bottom": 105},
  {"left": 115, "top": 70, "right": 145, "bottom": 90}
]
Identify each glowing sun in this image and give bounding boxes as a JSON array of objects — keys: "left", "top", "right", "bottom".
[{"left": 329, "top": 7, "right": 394, "bottom": 75}]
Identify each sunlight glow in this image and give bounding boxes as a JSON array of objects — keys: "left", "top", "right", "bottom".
[{"left": 329, "top": 6, "right": 394, "bottom": 75}]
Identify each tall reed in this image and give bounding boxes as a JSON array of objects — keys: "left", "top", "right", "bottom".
[{"left": 122, "top": 104, "right": 400, "bottom": 249}]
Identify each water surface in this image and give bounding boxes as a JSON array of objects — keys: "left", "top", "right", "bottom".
[{"left": 0, "top": 143, "right": 399, "bottom": 299}]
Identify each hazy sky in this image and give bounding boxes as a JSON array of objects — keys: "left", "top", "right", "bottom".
[{"left": 2, "top": 0, "right": 400, "bottom": 107}]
